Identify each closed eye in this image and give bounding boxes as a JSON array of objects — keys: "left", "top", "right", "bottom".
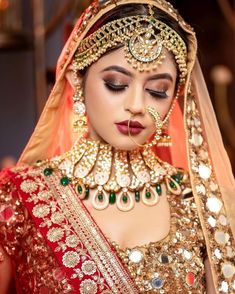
[
  {"left": 104, "top": 81, "right": 128, "bottom": 92},
  {"left": 146, "top": 88, "right": 168, "bottom": 99}
]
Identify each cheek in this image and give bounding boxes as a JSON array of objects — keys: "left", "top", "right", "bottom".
[
  {"left": 151, "top": 97, "right": 174, "bottom": 119},
  {"left": 84, "top": 80, "right": 119, "bottom": 122}
]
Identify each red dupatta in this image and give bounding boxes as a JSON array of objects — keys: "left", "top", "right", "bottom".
[{"left": 9, "top": 167, "right": 139, "bottom": 293}]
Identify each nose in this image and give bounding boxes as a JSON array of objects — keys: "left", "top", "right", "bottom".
[{"left": 124, "top": 87, "right": 145, "bottom": 115}]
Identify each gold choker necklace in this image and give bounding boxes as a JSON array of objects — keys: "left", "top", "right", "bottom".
[{"left": 40, "top": 138, "right": 190, "bottom": 212}]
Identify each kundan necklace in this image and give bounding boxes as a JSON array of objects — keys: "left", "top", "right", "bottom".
[{"left": 40, "top": 137, "right": 191, "bottom": 212}]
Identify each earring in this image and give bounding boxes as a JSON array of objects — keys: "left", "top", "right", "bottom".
[
  {"left": 72, "top": 64, "right": 88, "bottom": 135},
  {"left": 157, "top": 128, "right": 172, "bottom": 147}
]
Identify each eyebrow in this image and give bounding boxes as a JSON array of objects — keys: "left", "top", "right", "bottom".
[
  {"left": 101, "top": 65, "right": 173, "bottom": 82},
  {"left": 148, "top": 73, "right": 173, "bottom": 82},
  {"left": 101, "top": 65, "right": 133, "bottom": 77}
]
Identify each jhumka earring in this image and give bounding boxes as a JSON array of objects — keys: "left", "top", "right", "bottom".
[{"left": 72, "top": 63, "right": 87, "bottom": 135}]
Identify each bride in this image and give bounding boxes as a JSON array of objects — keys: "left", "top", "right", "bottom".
[{"left": 0, "top": 0, "right": 234, "bottom": 293}]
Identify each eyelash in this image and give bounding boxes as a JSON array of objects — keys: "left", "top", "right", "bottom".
[
  {"left": 146, "top": 89, "right": 168, "bottom": 99},
  {"left": 104, "top": 81, "right": 127, "bottom": 92},
  {"left": 104, "top": 81, "right": 168, "bottom": 99}
]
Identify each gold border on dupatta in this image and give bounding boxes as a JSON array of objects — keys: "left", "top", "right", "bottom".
[{"left": 186, "top": 94, "right": 235, "bottom": 293}]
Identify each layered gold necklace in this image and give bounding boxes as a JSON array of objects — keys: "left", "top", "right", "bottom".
[{"left": 41, "top": 138, "right": 190, "bottom": 212}]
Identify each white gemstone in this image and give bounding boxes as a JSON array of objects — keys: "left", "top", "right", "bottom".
[
  {"left": 193, "top": 118, "right": 201, "bottom": 127},
  {"left": 219, "top": 215, "right": 228, "bottom": 226},
  {"left": 207, "top": 197, "right": 223, "bottom": 214},
  {"left": 183, "top": 250, "right": 192, "bottom": 260},
  {"left": 94, "top": 172, "right": 109, "bottom": 185},
  {"left": 187, "top": 118, "right": 191, "bottom": 126},
  {"left": 59, "top": 159, "right": 72, "bottom": 174},
  {"left": 137, "top": 171, "right": 150, "bottom": 183},
  {"left": 208, "top": 216, "right": 216, "bottom": 227},
  {"left": 73, "top": 101, "right": 86, "bottom": 115},
  {"left": 196, "top": 184, "right": 206, "bottom": 195},
  {"left": 226, "top": 246, "right": 234, "bottom": 258},
  {"left": 198, "top": 164, "right": 211, "bottom": 180},
  {"left": 128, "top": 249, "right": 144, "bottom": 263},
  {"left": 214, "top": 249, "right": 222, "bottom": 259},
  {"left": 74, "top": 166, "right": 88, "bottom": 178},
  {"left": 222, "top": 263, "right": 235, "bottom": 279},
  {"left": 116, "top": 174, "right": 131, "bottom": 187},
  {"left": 154, "top": 165, "right": 166, "bottom": 176},
  {"left": 191, "top": 133, "right": 203, "bottom": 147},
  {"left": 221, "top": 281, "right": 228, "bottom": 293},
  {"left": 215, "top": 231, "right": 230, "bottom": 245}
]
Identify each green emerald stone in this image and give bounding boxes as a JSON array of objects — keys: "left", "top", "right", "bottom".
[
  {"left": 77, "top": 185, "right": 83, "bottom": 194},
  {"left": 169, "top": 181, "right": 176, "bottom": 189},
  {"left": 122, "top": 195, "right": 128, "bottom": 203},
  {"left": 98, "top": 194, "right": 103, "bottom": 201},
  {"left": 135, "top": 191, "right": 140, "bottom": 202},
  {"left": 109, "top": 192, "right": 116, "bottom": 204},
  {"left": 146, "top": 191, "right": 151, "bottom": 199},
  {"left": 156, "top": 184, "right": 162, "bottom": 196},
  {"left": 60, "top": 176, "right": 70, "bottom": 186},
  {"left": 172, "top": 173, "right": 182, "bottom": 184},
  {"left": 43, "top": 167, "right": 53, "bottom": 176},
  {"left": 85, "top": 187, "right": 89, "bottom": 199}
]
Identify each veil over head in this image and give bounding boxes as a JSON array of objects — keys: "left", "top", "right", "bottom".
[{"left": 18, "top": 0, "right": 235, "bottom": 292}]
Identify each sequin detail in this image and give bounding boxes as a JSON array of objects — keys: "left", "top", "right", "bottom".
[{"left": 112, "top": 195, "right": 206, "bottom": 293}]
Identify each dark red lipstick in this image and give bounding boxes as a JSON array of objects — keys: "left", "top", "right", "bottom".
[{"left": 115, "top": 120, "right": 145, "bottom": 135}]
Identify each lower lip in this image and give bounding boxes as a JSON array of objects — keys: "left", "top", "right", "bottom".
[{"left": 115, "top": 124, "right": 144, "bottom": 135}]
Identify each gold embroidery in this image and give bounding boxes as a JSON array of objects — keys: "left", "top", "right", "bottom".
[
  {"left": 65, "top": 235, "right": 80, "bottom": 248},
  {"left": 19, "top": 167, "right": 112, "bottom": 292},
  {"left": 62, "top": 251, "right": 80, "bottom": 268},
  {"left": 45, "top": 170, "right": 139, "bottom": 293},
  {"left": 51, "top": 211, "right": 65, "bottom": 224},
  {"left": 81, "top": 260, "right": 97, "bottom": 275},
  {"left": 32, "top": 203, "right": 50, "bottom": 218},
  {"left": 47, "top": 227, "right": 64, "bottom": 242},
  {"left": 80, "top": 279, "right": 98, "bottom": 294},
  {"left": 20, "top": 179, "right": 38, "bottom": 193},
  {"left": 0, "top": 171, "right": 73, "bottom": 292}
]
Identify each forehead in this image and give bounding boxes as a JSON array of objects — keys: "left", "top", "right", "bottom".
[{"left": 89, "top": 47, "right": 177, "bottom": 77}]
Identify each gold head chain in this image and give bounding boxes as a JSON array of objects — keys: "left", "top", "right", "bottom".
[{"left": 73, "top": 7, "right": 188, "bottom": 82}]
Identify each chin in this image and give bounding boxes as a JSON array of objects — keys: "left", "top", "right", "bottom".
[{"left": 88, "top": 128, "right": 151, "bottom": 150}]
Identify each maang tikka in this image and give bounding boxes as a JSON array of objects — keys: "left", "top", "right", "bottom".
[{"left": 72, "top": 62, "right": 88, "bottom": 135}]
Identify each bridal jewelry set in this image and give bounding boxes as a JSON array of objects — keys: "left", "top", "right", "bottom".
[{"left": 41, "top": 5, "right": 190, "bottom": 212}]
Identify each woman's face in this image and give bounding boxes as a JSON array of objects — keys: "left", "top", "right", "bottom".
[{"left": 84, "top": 47, "right": 177, "bottom": 150}]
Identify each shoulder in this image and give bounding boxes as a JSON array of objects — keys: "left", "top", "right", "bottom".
[{"left": 0, "top": 166, "right": 38, "bottom": 256}]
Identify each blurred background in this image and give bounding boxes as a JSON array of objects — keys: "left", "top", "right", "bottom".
[{"left": 0, "top": 0, "right": 234, "bottom": 173}]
